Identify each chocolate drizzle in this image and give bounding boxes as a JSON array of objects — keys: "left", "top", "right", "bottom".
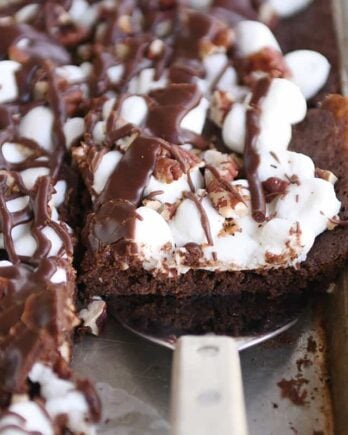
[
  {"left": 98, "top": 136, "right": 161, "bottom": 205},
  {"left": 0, "top": 174, "right": 73, "bottom": 265},
  {"left": 244, "top": 77, "right": 271, "bottom": 222},
  {"left": 169, "top": 9, "right": 227, "bottom": 83},
  {"left": 0, "top": 23, "right": 71, "bottom": 64},
  {"left": 90, "top": 6, "right": 233, "bottom": 97},
  {"left": 183, "top": 191, "right": 213, "bottom": 246},
  {"left": 91, "top": 136, "right": 162, "bottom": 253},
  {"left": 211, "top": 0, "right": 259, "bottom": 24},
  {"left": 0, "top": 258, "right": 75, "bottom": 396},
  {"left": 147, "top": 83, "right": 209, "bottom": 149}
]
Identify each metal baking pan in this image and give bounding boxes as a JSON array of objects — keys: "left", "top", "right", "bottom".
[{"left": 72, "top": 1, "right": 348, "bottom": 433}]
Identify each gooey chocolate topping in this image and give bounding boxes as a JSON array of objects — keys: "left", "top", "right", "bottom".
[{"left": 0, "top": 258, "right": 75, "bottom": 397}]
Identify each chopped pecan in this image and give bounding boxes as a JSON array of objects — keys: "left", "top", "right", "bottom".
[
  {"left": 210, "top": 90, "right": 234, "bottom": 127},
  {"left": 219, "top": 218, "right": 241, "bottom": 237},
  {"left": 204, "top": 150, "right": 240, "bottom": 181},
  {"left": 154, "top": 145, "right": 202, "bottom": 183},
  {"left": 154, "top": 157, "right": 183, "bottom": 183},
  {"left": 117, "top": 15, "right": 133, "bottom": 34},
  {"left": 160, "top": 202, "right": 179, "bottom": 221},
  {"left": 207, "top": 181, "right": 248, "bottom": 218},
  {"left": 204, "top": 151, "right": 246, "bottom": 218},
  {"left": 315, "top": 168, "right": 337, "bottom": 184},
  {"left": 237, "top": 47, "right": 291, "bottom": 86},
  {"left": 200, "top": 28, "right": 234, "bottom": 57}
]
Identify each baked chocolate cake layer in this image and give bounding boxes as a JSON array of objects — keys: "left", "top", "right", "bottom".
[
  {"left": 109, "top": 293, "right": 305, "bottom": 337},
  {"left": 80, "top": 95, "right": 348, "bottom": 298}
]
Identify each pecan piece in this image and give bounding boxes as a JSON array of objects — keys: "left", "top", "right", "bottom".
[
  {"left": 210, "top": 90, "right": 234, "bottom": 127},
  {"left": 237, "top": 47, "right": 291, "bottom": 86},
  {"left": 204, "top": 150, "right": 246, "bottom": 218},
  {"left": 154, "top": 157, "right": 183, "bottom": 183}
]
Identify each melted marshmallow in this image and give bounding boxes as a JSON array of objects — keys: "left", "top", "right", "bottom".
[
  {"left": 93, "top": 150, "right": 123, "bottom": 194},
  {"left": 128, "top": 68, "right": 168, "bottom": 94},
  {"left": 19, "top": 107, "right": 54, "bottom": 152},
  {"left": 170, "top": 196, "right": 224, "bottom": 247},
  {"left": 0, "top": 60, "right": 21, "bottom": 104},
  {"left": 64, "top": 118, "right": 85, "bottom": 148},
  {"left": 0, "top": 400, "right": 54, "bottom": 435},
  {"left": 222, "top": 79, "right": 306, "bottom": 154},
  {"left": 29, "top": 363, "right": 97, "bottom": 435},
  {"left": 134, "top": 206, "right": 174, "bottom": 270},
  {"left": 269, "top": 0, "right": 313, "bottom": 18},
  {"left": 285, "top": 50, "right": 331, "bottom": 99},
  {"left": 15, "top": 4, "right": 40, "bottom": 22},
  {"left": 144, "top": 168, "right": 204, "bottom": 204},
  {"left": 235, "top": 21, "right": 280, "bottom": 57},
  {"left": 132, "top": 75, "right": 340, "bottom": 273},
  {"left": 2, "top": 142, "right": 33, "bottom": 163}
]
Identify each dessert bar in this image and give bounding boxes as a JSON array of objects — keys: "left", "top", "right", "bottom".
[
  {"left": 74, "top": 2, "right": 348, "bottom": 298},
  {"left": 0, "top": 5, "right": 99, "bottom": 433},
  {"left": 0, "top": 1, "right": 346, "bottom": 433}
]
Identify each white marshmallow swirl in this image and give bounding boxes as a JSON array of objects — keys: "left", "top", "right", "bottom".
[{"left": 126, "top": 77, "right": 341, "bottom": 274}]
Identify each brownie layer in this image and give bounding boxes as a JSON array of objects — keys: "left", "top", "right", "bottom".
[
  {"left": 109, "top": 293, "right": 305, "bottom": 337},
  {"left": 81, "top": 95, "right": 348, "bottom": 297}
]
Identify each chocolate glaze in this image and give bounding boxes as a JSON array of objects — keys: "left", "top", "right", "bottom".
[
  {"left": 91, "top": 7, "right": 232, "bottom": 96},
  {"left": 244, "top": 77, "right": 270, "bottom": 222},
  {"left": 0, "top": 258, "right": 73, "bottom": 395},
  {"left": 90, "top": 199, "right": 138, "bottom": 255},
  {"left": 0, "top": 23, "right": 71, "bottom": 64},
  {"left": 147, "top": 83, "right": 209, "bottom": 149},
  {"left": 0, "top": 175, "right": 73, "bottom": 265},
  {"left": 169, "top": 9, "right": 227, "bottom": 83},
  {"left": 89, "top": 136, "right": 163, "bottom": 254},
  {"left": 98, "top": 135, "right": 161, "bottom": 205}
]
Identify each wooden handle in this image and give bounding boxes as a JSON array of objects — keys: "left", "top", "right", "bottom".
[{"left": 170, "top": 335, "right": 248, "bottom": 435}]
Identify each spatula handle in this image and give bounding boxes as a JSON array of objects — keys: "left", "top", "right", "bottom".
[{"left": 170, "top": 335, "right": 248, "bottom": 435}]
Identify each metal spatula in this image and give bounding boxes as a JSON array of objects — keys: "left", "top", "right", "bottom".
[{"left": 111, "top": 299, "right": 298, "bottom": 435}]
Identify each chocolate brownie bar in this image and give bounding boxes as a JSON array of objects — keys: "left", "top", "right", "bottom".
[
  {"left": 0, "top": 6, "right": 100, "bottom": 433},
  {"left": 76, "top": 4, "right": 347, "bottom": 298},
  {"left": 0, "top": 175, "right": 100, "bottom": 433}
]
